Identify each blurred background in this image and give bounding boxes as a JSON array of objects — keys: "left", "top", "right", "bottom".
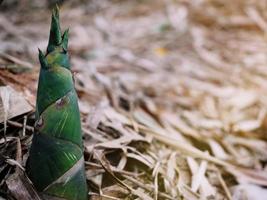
[{"left": 1, "top": 0, "right": 267, "bottom": 199}]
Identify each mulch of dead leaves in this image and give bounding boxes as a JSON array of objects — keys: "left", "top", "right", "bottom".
[{"left": 1, "top": 0, "right": 267, "bottom": 199}]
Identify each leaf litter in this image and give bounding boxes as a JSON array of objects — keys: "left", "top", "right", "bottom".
[{"left": 1, "top": 0, "right": 267, "bottom": 199}]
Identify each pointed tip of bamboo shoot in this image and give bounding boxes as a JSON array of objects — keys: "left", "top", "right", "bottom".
[
  {"left": 47, "top": 5, "right": 62, "bottom": 53},
  {"left": 38, "top": 48, "right": 49, "bottom": 69},
  {"left": 53, "top": 4, "right": 60, "bottom": 18},
  {"left": 62, "top": 28, "right": 69, "bottom": 51}
]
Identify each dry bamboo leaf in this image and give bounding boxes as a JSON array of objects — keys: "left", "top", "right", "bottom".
[
  {"left": 91, "top": 184, "right": 128, "bottom": 200},
  {"left": 87, "top": 104, "right": 105, "bottom": 129},
  {"left": 166, "top": 5, "right": 188, "bottom": 32},
  {"left": 92, "top": 135, "right": 145, "bottom": 150},
  {"left": 104, "top": 107, "right": 130, "bottom": 125},
  {"left": 159, "top": 112, "right": 201, "bottom": 139},
  {"left": 94, "top": 151, "right": 154, "bottom": 200},
  {"left": 0, "top": 52, "right": 33, "bottom": 70},
  {"left": 187, "top": 156, "right": 216, "bottom": 197},
  {"left": 134, "top": 109, "right": 161, "bottom": 131},
  {"left": 164, "top": 152, "right": 178, "bottom": 197},
  {"left": 233, "top": 108, "right": 266, "bottom": 132},
  {"left": 200, "top": 96, "right": 219, "bottom": 118},
  {"left": 226, "top": 90, "right": 258, "bottom": 110},
  {"left": 152, "top": 161, "right": 160, "bottom": 200},
  {"left": 217, "top": 171, "right": 232, "bottom": 200},
  {"left": 0, "top": 86, "right": 10, "bottom": 134},
  {"left": 6, "top": 172, "right": 41, "bottom": 200},
  {"left": 0, "top": 86, "right": 32, "bottom": 123},
  {"left": 131, "top": 188, "right": 154, "bottom": 200},
  {"left": 231, "top": 184, "right": 267, "bottom": 200},
  {"left": 136, "top": 123, "right": 267, "bottom": 186},
  {"left": 179, "top": 185, "right": 200, "bottom": 200},
  {"left": 183, "top": 111, "right": 223, "bottom": 130},
  {"left": 208, "top": 139, "right": 229, "bottom": 160},
  {"left": 126, "top": 153, "right": 154, "bottom": 169},
  {"left": 83, "top": 127, "right": 108, "bottom": 143},
  {"left": 0, "top": 136, "right": 16, "bottom": 144},
  {"left": 224, "top": 135, "right": 267, "bottom": 156},
  {"left": 245, "top": 7, "right": 267, "bottom": 32},
  {"left": 117, "top": 152, "right": 127, "bottom": 171}
]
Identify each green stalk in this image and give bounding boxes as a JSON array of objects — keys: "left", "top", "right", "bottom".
[{"left": 26, "top": 6, "right": 88, "bottom": 200}]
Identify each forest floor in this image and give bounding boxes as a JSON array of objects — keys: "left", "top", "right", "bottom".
[{"left": 1, "top": 0, "right": 267, "bottom": 199}]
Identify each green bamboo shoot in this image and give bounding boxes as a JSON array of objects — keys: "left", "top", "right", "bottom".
[{"left": 26, "top": 7, "right": 88, "bottom": 200}]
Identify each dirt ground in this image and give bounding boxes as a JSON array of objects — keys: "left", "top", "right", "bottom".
[{"left": 1, "top": 0, "right": 267, "bottom": 199}]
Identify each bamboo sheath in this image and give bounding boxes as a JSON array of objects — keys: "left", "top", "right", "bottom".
[{"left": 26, "top": 7, "right": 88, "bottom": 200}]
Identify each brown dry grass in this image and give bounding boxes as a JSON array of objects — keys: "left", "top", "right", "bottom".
[{"left": 1, "top": 0, "right": 267, "bottom": 199}]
